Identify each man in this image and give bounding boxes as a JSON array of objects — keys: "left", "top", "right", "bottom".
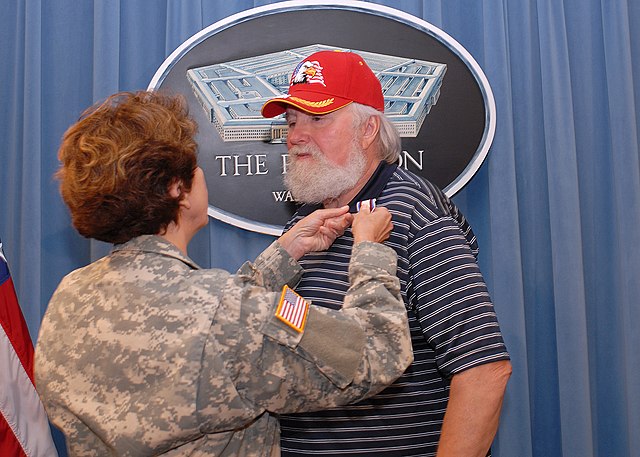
[{"left": 262, "top": 50, "right": 512, "bottom": 456}]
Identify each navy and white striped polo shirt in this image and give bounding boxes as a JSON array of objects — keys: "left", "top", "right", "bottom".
[{"left": 279, "top": 162, "right": 509, "bottom": 456}]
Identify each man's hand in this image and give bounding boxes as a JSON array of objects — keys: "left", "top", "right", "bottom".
[
  {"left": 352, "top": 204, "right": 393, "bottom": 244},
  {"left": 277, "top": 206, "right": 353, "bottom": 260}
]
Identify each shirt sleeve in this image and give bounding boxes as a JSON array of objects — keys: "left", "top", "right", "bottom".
[
  {"left": 408, "top": 215, "right": 509, "bottom": 378},
  {"left": 197, "top": 241, "right": 412, "bottom": 425}
]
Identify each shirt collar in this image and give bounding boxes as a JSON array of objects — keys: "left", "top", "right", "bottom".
[{"left": 297, "top": 161, "right": 398, "bottom": 216}]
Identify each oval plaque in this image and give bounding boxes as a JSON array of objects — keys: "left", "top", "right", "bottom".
[{"left": 149, "top": 1, "right": 496, "bottom": 235}]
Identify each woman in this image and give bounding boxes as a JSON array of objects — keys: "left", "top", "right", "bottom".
[{"left": 35, "top": 91, "right": 412, "bottom": 456}]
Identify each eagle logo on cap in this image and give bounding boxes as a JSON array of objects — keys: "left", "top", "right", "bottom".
[{"left": 291, "top": 60, "right": 326, "bottom": 87}]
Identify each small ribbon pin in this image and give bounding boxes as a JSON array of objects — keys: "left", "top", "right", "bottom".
[{"left": 356, "top": 198, "right": 376, "bottom": 212}]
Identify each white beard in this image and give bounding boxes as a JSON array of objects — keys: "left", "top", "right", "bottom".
[{"left": 284, "top": 139, "right": 367, "bottom": 204}]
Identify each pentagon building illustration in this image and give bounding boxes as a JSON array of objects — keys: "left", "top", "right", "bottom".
[{"left": 186, "top": 44, "right": 446, "bottom": 142}]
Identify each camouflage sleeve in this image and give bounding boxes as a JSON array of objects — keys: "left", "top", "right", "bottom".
[
  {"left": 236, "top": 241, "right": 302, "bottom": 291},
  {"left": 297, "top": 241, "right": 413, "bottom": 395},
  {"left": 195, "top": 240, "right": 412, "bottom": 428},
  {"left": 201, "top": 241, "right": 412, "bottom": 415}
]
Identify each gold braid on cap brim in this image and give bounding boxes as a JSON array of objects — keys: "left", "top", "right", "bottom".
[{"left": 289, "top": 96, "right": 335, "bottom": 108}]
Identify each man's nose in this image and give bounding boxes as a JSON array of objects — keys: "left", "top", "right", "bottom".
[{"left": 287, "top": 124, "right": 309, "bottom": 146}]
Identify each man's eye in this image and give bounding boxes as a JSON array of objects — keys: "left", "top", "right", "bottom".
[
  {"left": 287, "top": 121, "right": 296, "bottom": 128},
  {"left": 311, "top": 116, "right": 323, "bottom": 122}
]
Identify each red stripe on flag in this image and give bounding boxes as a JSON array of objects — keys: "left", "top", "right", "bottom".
[
  {"left": 0, "top": 276, "right": 35, "bottom": 382},
  {"left": 291, "top": 297, "right": 304, "bottom": 327},
  {"left": 0, "top": 415, "right": 28, "bottom": 457}
]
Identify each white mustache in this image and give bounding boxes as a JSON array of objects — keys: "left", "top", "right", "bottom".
[{"left": 288, "top": 144, "right": 321, "bottom": 158}]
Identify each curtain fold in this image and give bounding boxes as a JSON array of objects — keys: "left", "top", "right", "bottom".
[
  {"left": 600, "top": 2, "right": 640, "bottom": 454},
  {"left": 18, "top": 0, "right": 43, "bottom": 341},
  {"left": 1, "top": 1, "right": 638, "bottom": 456},
  {"left": 479, "top": 3, "right": 533, "bottom": 457},
  {"left": 536, "top": 1, "right": 595, "bottom": 456}
]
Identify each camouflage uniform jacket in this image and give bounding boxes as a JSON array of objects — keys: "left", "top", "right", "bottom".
[{"left": 35, "top": 235, "right": 412, "bottom": 456}]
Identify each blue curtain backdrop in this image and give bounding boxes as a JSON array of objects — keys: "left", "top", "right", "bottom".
[{"left": 1, "top": 1, "right": 638, "bottom": 456}]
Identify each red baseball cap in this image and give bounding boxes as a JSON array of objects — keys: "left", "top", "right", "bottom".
[{"left": 261, "top": 50, "right": 384, "bottom": 118}]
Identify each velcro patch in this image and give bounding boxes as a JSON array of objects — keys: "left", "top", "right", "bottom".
[{"left": 275, "top": 285, "right": 310, "bottom": 333}]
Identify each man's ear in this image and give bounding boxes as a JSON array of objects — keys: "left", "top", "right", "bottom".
[{"left": 360, "top": 115, "right": 381, "bottom": 150}]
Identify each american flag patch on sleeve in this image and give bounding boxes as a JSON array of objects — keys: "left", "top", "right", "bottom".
[{"left": 275, "top": 285, "right": 310, "bottom": 333}]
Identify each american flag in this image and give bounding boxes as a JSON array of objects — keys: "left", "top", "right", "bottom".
[
  {"left": 0, "top": 239, "right": 58, "bottom": 456},
  {"left": 275, "top": 286, "right": 310, "bottom": 332}
]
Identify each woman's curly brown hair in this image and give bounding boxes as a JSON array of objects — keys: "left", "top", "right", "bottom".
[{"left": 56, "top": 91, "right": 199, "bottom": 244}]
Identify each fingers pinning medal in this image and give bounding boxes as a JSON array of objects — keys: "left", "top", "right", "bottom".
[{"left": 356, "top": 198, "right": 376, "bottom": 213}]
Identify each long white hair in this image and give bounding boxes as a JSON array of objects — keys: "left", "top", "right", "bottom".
[{"left": 350, "top": 102, "right": 401, "bottom": 164}]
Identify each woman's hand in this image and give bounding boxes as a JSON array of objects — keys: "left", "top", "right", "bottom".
[
  {"left": 278, "top": 206, "right": 353, "bottom": 260},
  {"left": 351, "top": 204, "right": 393, "bottom": 244}
]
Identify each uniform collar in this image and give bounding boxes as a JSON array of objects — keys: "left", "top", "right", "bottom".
[{"left": 111, "top": 235, "right": 201, "bottom": 269}]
